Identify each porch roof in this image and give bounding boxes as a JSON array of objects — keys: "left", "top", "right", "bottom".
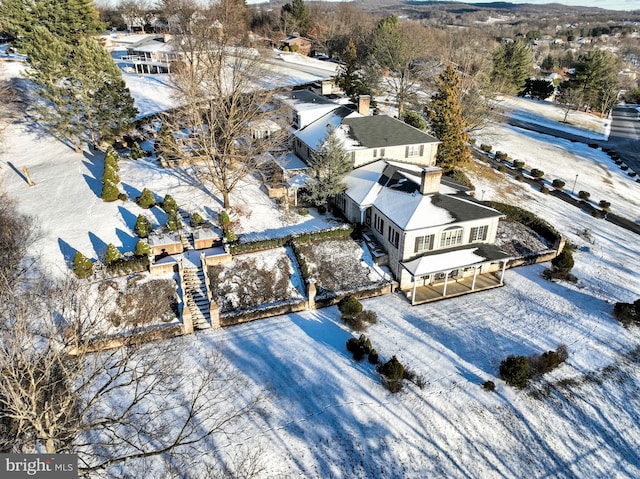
[{"left": 402, "top": 244, "right": 511, "bottom": 277}]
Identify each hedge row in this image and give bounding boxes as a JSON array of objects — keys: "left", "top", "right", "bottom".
[
  {"left": 486, "top": 201, "right": 560, "bottom": 243},
  {"left": 228, "top": 226, "right": 353, "bottom": 255},
  {"left": 104, "top": 255, "right": 150, "bottom": 275}
]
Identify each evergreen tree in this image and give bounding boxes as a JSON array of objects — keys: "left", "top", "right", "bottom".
[
  {"left": 166, "top": 211, "right": 182, "bottom": 232},
  {"left": 134, "top": 214, "right": 152, "bottom": 238},
  {"left": 281, "top": 0, "right": 308, "bottom": 35},
  {"left": 190, "top": 212, "right": 204, "bottom": 227},
  {"left": 335, "top": 39, "right": 371, "bottom": 103},
  {"left": 104, "top": 146, "right": 120, "bottom": 171},
  {"left": 104, "top": 243, "right": 122, "bottom": 265},
  {"left": 129, "top": 141, "right": 145, "bottom": 160},
  {"left": 72, "top": 251, "right": 93, "bottom": 279},
  {"left": 101, "top": 181, "right": 120, "bottom": 202},
  {"left": 162, "top": 194, "right": 178, "bottom": 215},
  {"left": 155, "top": 122, "right": 177, "bottom": 160},
  {"left": 304, "top": 126, "right": 352, "bottom": 209},
  {"left": 0, "top": 0, "right": 103, "bottom": 47},
  {"left": 571, "top": 49, "right": 620, "bottom": 116},
  {"left": 520, "top": 79, "right": 555, "bottom": 100},
  {"left": 134, "top": 240, "right": 151, "bottom": 257},
  {"left": 403, "top": 111, "right": 426, "bottom": 131},
  {"left": 101, "top": 152, "right": 120, "bottom": 202},
  {"left": 491, "top": 39, "right": 532, "bottom": 95},
  {"left": 136, "top": 188, "right": 156, "bottom": 209},
  {"left": 427, "top": 64, "right": 472, "bottom": 172}
]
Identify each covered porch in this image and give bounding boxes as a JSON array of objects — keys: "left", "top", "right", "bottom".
[{"left": 401, "top": 244, "right": 512, "bottom": 306}]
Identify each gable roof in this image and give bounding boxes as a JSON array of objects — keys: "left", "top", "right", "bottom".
[{"left": 342, "top": 116, "right": 440, "bottom": 148}]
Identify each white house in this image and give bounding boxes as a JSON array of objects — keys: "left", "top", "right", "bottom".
[{"left": 338, "top": 160, "right": 511, "bottom": 304}]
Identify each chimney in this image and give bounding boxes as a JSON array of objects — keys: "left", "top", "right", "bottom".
[
  {"left": 358, "top": 95, "right": 370, "bottom": 116},
  {"left": 419, "top": 167, "right": 442, "bottom": 195},
  {"left": 321, "top": 80, "right": 333, "bottom": 95}
]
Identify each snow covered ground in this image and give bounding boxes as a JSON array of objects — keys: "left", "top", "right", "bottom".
[{"left": 2, "top": 58, "right": 640, "bottom": 477}]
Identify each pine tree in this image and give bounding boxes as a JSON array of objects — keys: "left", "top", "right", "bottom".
[
  {"left": 104, "top": 243, "right": 122, "bottom": 265},
  {"left": 104, "top": 146, "right": 120, "bottom": 171},
  {"left": 134, "top": 240, "right": 151, "bottom": 257},
  {"left": 166, "top": 211, "right": 182, "bottom": 232},
  {"left": 427, "top": 64, "right": 472, "bottom": 172},
  {"left": 73, "top": 251, "right": 93, "bottom": 279},
  {"left": 101, "top": 181, "right": 120, "bottom": 202},
  {"left": 134, "top": 214, "right": 152, "bottom": 238},
  {"left": 162, "top": 194, "right": 178, "bottom": 215},
  {"left": 130, "top": 141, "right": 145, "bottom": 160},
  {"left": 137, "top": 188, "right": 156, "bottom": 209},
  {"left": 155, "top": 122, "right": 177, "bottom": 160},
  {"left": 491, "top": 39, "right": 532, "bottom": 95},
  {"left": 571, "top": 49, "right": 620, "bottom": 116},
  {"left": 335, "top": 39, "right": 371, "bottom": 103},
  {"left": 281, "top": 0, "right": 309, "bottom": 35},
  {"left": 304, "top": 126, "right": 352, "bottom": 209}
]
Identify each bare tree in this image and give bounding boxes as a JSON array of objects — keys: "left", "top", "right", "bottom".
[
  {"left": 0, "top": 193, "right": 263, "bottom": 476},
  {"left": 159, "top": 0, "right": 287, "bottom": 209}
]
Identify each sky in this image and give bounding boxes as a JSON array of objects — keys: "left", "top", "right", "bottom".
[{"left": 460, "top": 0, "right": 639, "bottom": 11}]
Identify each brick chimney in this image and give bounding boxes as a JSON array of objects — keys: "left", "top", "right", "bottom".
[
  {"left": 358, "top": 95, "right": 370, "bottom": 116},
  {"left": 419, "top": 167, "right": 442, "bottom": 195}
]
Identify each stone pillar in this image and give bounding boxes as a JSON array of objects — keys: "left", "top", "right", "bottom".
[
  {"left": 210, "top": 301, "right": 220, "bottom": 328},
  {"left": 307, "top": 280, "right": 317, "bottom": 310}
]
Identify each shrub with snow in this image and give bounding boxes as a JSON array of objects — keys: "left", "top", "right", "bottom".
[
  {"left": 499, "top": 355, "right": 529, "bottom": 388},
  {"left": 73, "top": 251, "right": 93, "bottom": 279},
  {"left": 338, "top": 295, "right": 363, "bottom": 319},
  {"left": 104, "top": 243, "right": 123, "bottom": 265},
  {"left": 134, "top": 214, "right": 152, "bottom": 238},
  {"left": 136, "top": 188, "right": 156, "bottom": 209}
]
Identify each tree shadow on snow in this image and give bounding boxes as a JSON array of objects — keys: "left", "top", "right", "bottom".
[
  {"left": 57, "top": 238, "right": 77, "bottom": 267},
  {"left": 82, "top": 150, "right": 105, "bottom": 197},
  {"left": 118, "top": 205, "right": 138, "bottom": 230},
  {"left": 88, "top": 232, "right": 108, "bottom": 260},
  {"left": 115, "top": 228, "right": 137, "bottom": 253}
]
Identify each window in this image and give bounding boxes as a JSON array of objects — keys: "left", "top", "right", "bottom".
[
  {"left": 406, "top": 145, "right": 420, "bottom": 157},
  {"left": 373, "top": 148, "right": 377, "bottom": 158},
  {"left": 414, "top": 234, "right": 435, "bottom": 254},
  {"left": 380, "top": 148, "right": 385, "bottom": 157},
  {"left": 387, "top": 226, "right": 399, "bottom": 248},
  {"left": 374, "top": 214, "right": 384, "bottom": 233},
  {"left": 469, "top": 225, "right": 488, "bottom": 242},
  {"left": 440, "top": 227, "right": 463, "bottom": 248}
]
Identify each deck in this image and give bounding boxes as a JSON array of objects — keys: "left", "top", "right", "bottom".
[{"left": 409, "top": 272, "right": 504, "bottom": 305}]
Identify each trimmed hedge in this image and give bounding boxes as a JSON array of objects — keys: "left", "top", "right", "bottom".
[
  {"left": 486, "top": 201, "right": 560, "bottom": 243},
  {"left": 228, "top": 226, "right": 353, "bottom": 255}
]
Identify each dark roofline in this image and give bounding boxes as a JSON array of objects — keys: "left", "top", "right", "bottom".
[{"left": 343, "top": 115, "right": 440, "bottom": 148}]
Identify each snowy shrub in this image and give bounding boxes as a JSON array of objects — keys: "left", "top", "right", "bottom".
[
  {"left": 162, "top": 194, "right": 178, "bottom": 215},
  {"left": 368, "top": 349, "right": 379, "bottom": 364},
  {"left": 134, "top": 214, "right": 152, "bottom": 238},
  {"left": 578, "top": 190, "right": 590, "bottom": 201},
  {"left": 499, "top": 355, "right": 529, "bottom": 388},
  {"left": 219, "top": 210, "right": 231, "bottom": 229},
  {"left": 104, "top": 146, "right": 120, "bottom": 171},
  {"left": 530, "top": 168, "right": 544, "bottom": 179},
  {"left": 224, "top": 228, "right": 238, "bottom": 243},
  {"left": 513, "top": 160, "right": 525, "bottom": 170},
  {"left": 480, "top": 144, "right": 492, "bottom": 153},
  {"left": 498, "top": 165, "right": 507, "bottom": 173},
  {"left": 338, "top": 295, "right": 363, "bottom": 319},
  {"left": 552, "top": 247, "right": 574, "bottom": 272},
  {"left": 101, "top": 182, "right": 120, "bottom": 202},
  {"left": 380, "top": 356, "right": 405, "bottom": 393},
  {"left": 73, "top": 251, "right": 93, "bottom": 279},
  {"left": 104, "top": 243, "right": 123, "bottom": 265},
  {"left": 298, "top": 207, "right": 309, "bottom": 216},
  {"left": 614, "top": 300, "right": 640, "bottom": 326},
  {"left": 515, "top": 174, "right": 524, "bottom": 182},
  {"left": 134, "top": 240, "right": 151, "bottom": 257},
  {"left": 358, "top": 310, "right": 378, "bottom": 325},
  {"left": 599, "top": 200, "right": 611, "bottom": 211},
  {"left": 191, "top": 212, "right": 204, "bottom": 227},
  {"left": 346, "top": 337, "right": 366, "bottom": 361},
  {"left": 540, "top": 186, "right": 549, "bottom": 195},
  {"left": 482, "top": 380, "right": 496, "bottom": 392},
  {"left": 621, "top": 165, "right": 629, "bottom": 171},
  {"left": 136, "top": 188, "right": 156, "bottom": 209},
  {"left": 495, "top": 151, "right": 509, "bottom": 161},
  {"left": 118, "top": 193, "right": 128, "bottom": 202},
  {"left": 552, "top": 179, "right": 565, "bottom": 189},
  {"left": 528, "top": 346, "right": 568, "bottom": 376}
]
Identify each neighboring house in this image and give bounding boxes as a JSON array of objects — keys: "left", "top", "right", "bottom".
[
  {"left": 282, "top": 35, "right": 312, "bottom": 56},
  {"left": 338, "top": 160, "right": 511, "bottom": 304},
  {"left": 121, "top": 35, "right": 178, "bottom": 74},
  {"left": 286, "top": 90, "right": 440, "bottom": 169}
]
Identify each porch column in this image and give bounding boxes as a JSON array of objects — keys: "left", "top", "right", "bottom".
[
  {"left": 412, "top": 277, "right": 417, "bottom": 306},
  {"left": 360, "top": 208, "right": 365, "bottom": 224},
  {"left": 442, "top": 271, "right": 450, "bottom": 297},
  {"left": 500, "top": 260, "right": 507, "bottom": 284},
  {"left": 471, "top": 266, "right": 478, "bottom": 290}
]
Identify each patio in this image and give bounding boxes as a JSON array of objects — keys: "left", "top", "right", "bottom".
[{"left": 409, "top": 272, "right": 504, "bottom": 305}]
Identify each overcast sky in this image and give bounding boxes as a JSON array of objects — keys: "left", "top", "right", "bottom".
[{"left": 461, "top": 0, "right": 639, "bottom": 11}]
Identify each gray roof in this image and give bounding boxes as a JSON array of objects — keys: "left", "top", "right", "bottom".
[
  {"left": 343, "top": 116, "right": 440, "bottom": 148},
  {"left": 431, "top": 194, "right": 505, "bottom": 223}
]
